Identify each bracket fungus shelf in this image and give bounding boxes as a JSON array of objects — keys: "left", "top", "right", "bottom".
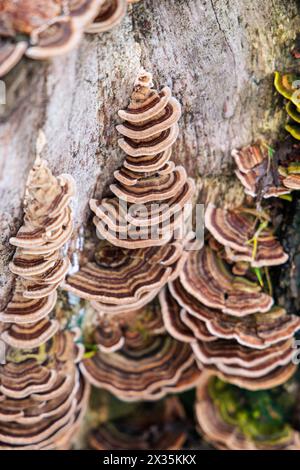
[
  {"left": 80, "top": 300, "right": 202, "bottom": 402},
  {"left": 0, "top": 0, "right": 299, "bottom": 452},
  {"left": 86, "top": 0, "right": 129, "bottom": 34},
  {"left": 204, "top": 203, "right": 289, "bottom": 268},
  {"left": 61, "top": 71, "right": 201, "bottom": 404},
  {"left": 0, "top": 330, "right": 89, "bottom": 450},
  {"left": 159, "top": 201, "right": 300, "bottom": 391},
  {"left": 86, "top": 299, "right": 165, "bottom": 354},
  {"left": 64, "top": 71, "right": 195, "bottom": 314},
  {"left": 233, "top": 142, "right": 300, "bottom": 198},
  {"left": 0, "top": 135, "right": 89, "bottom": 450},
  {"left": 1, "top": 63, "right": 299, "bottom": 449},
  {"left": 0, "top": 143, "right": 75, "bottom": 348},
  {"left": 0, "top": 0, "right": 142, "bottom": 77}
]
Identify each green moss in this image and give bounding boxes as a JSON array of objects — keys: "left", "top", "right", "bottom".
[{"left": 208, "top": 377, "right": 295, "bottom": 443}]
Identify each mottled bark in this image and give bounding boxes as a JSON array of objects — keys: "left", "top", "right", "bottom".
[{"left": 0, "top": 0, "right": 299, "bottom": 307}]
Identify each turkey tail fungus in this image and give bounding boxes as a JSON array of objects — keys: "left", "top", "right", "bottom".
[
  {"left": 64, "top": 72, "right": 195, "bottom": 312},
  {"left": 0, "top": 0, "right": 143, "bottom": 77},
  {"left": 0, "top": 132, "right": 89, "bottom": 450},
  {"left": 159, "top": 197, "right": 299, "bottom": 391}
]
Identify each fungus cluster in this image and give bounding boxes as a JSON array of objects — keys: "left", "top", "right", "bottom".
[
  {"left": 87, "top": 298, "right": 165, "bottom": 354},
  {"left": 0, "top": 0, "right": 142, "bottom": 77},
  {"left": 0, "top": 136, "right": 89, "bottom": 449},
  {"left": 159, "top": 203, "right": 300, "bottom": 391},
  {"left": 0, "top": 329, "right": 88, "bottom": 450},
  {"left": 195, "top": 372, "right": 300, "bottom": 450},
  {"left": 233, "top": 142, "right": 300, "bottom": 197},
  {"left": 65, "top": 71, "right": 195, "bottom": 313},
  {"left": 89, "top": 396, "right": 187, "bottom": 450},
  {"left": 92, "top": 70, "right": 194, "bottom": 249},
  {"left": 62, "top": 72, "right": 198, "bottom": 400},
  {"left": 0, "top": 143, "right": 75, "bottom": 348},
  {"left": 80, "top": 300, "right": 201, "bottom": 401}
]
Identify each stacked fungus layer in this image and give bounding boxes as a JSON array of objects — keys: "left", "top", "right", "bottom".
[
  {"left": 160, "top": 203, "right": 300, "bottom": 391},
  {"left": 0, "top": 154, "right": 89, "bottom": 449}
]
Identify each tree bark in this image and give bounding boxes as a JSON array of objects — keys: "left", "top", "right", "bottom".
[{"left": 0, "top": 0, "right": 299, "bottom": 308}]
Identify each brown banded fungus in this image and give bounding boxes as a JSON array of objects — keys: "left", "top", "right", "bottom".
[
  {"left": 88, "top": 396, "right": 187, "bottom": 450},
  {"left": 160, "top": 287, "right": 298, "bottom": 390},
  {"left": 205, "top": 203, "right": 288, "bottom": 268},
  {"left": 80, "top": 300, "right": 201, "bottom": 401},
  {"left": 65, "top": 72, "right": 195, "bottom": 314},
  {"left": 0, "top": 0, "right": 119, "bottom": 76},
  {"left": 0, "top": 135, "right": 88, "bottom": 449},
  {"left": 88, "top": 72, "right": 195, "bottom": 249},
  {"left": 81, "top": 335, "right": 199, "bottom": 402},
  {"left": 4, "top": 0, "right": 144, "bottom": 46},
  {"left": 178, "top": 246, "right": 273, "bottom": 317},
  {"left": 89, "top": 300, "right": 164, "bottom": 353},
  {"left": 65, "top": 237, "right": 193, "bottom": 312},
  {"left": 233, "top": 142, "right": 300, "bottom": 196},
  {"left": 159, "top": 219, "right": 298, "bottom": 390},
  {"left": 192, "top": 338, "right": 294, "bottom": 379},
  {"left": 0, "top": 330, "right": 89, "bottom": 450},
  {"left": 1, "top": 149, "right": 75, "bottom": 349},
  {"left": 199, "top": 362, "right": 297, "bottom": 391},
  {"left": 85, "top": 0, "right": 127, "bottom": 33},
  {"left": 160, "top": 284, "right": 300, "bottom": 350}
]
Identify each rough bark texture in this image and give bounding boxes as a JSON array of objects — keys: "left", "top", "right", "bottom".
[{"left": 0, "top": 0, "right": 299, "bottom": 308}]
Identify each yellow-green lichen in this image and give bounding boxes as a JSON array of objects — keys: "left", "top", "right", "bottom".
[{"left": 208, "top": 377, "right": 295, "bottom": 444}]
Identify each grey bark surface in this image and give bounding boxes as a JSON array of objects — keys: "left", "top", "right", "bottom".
[{"left": 0, "top": 0, "right": 299, "bottom": 308}]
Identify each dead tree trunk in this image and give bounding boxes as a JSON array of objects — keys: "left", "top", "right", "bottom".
[{"left": 0, "top": 0, "right": 299, "bottom": 307}]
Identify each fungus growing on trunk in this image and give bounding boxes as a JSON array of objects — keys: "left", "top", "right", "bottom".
[
  {"left": 0, "top": 0, "right": 143, "bottom": 76},
  {"left": 233, "top": 144, "right": 292, "bottom": 198},
  {"left": 65, "top": 72, "right": 195, "bottom": 314},
  {"left": 0, "top": 133, "right": 89, "bottom": 449},
  {"left": 159, "top": 193, "right": 298, "bottom": 391},
  {"left": 179, "top": 246, "right": 273, "bottom": 316},
  {"left": 80, "top": 299, "right": 201, "bottom": 401},
  {"left": 205, "top": 204, "right": 288, "bottom": 267},
  {"left": 0, "top": 330, "right": 89, "bottom": 449},
  {"left": 1, "top": 139, "right": 75, "bottom": 348},
  {"left": 89, "top": 300, "right": 164, "bottom": 353}
]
